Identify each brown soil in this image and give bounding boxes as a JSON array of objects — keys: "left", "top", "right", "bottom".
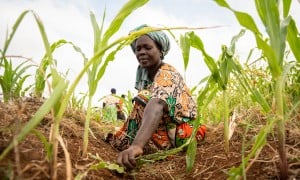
[{"left": 0, "top": 97, "right": 299, "bottom": 179}]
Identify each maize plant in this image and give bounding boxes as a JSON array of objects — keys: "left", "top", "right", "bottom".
[{"left": 215, "top": 0, "right": 300, "bottom": 178}]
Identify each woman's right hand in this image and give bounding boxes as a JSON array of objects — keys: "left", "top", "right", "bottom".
[{"left": 117, "top": 145, "right": 143, "bottom": 169}]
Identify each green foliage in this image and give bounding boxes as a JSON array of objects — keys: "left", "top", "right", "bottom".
[
  {"left": 74, "top": 154, "right": 125, "bottom": 179},
  {"left": 214, "top": 0, "right": 300, "bottom": 178},
  {"left": 119, "top": 90, "right": 134, "bottom": 117},
  {"left": 186, "top": 138, "right": 197, "bottom": 172},
  {"left": 287, "top": 18, "right": 300, "bottom": 62},
  {"left": 31, "top": 129, "right": 52, "bottom": 161},
  {"left": 180, "top": 32, "right": 191, "bottom": 71},
  {"left": 91, "top": 107, "right": 102, "bottom": 122},
  {"left": 70, "top": 92, "right": 88, "bottom": 111},
  {"left": 0, "top": 57, "right": 33, "bottom": 102},
  {"left": 286, "top": 62, "right": 300, "bottom": 103},
  {"left": 35, "top": 40, "right": 87, "bottom": 98}
]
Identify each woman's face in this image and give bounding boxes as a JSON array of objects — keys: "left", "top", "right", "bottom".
[{"left": 134, "top": 35, "right": 162, "bottom": 69}]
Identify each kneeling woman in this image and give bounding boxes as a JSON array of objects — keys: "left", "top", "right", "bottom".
[{"left": 106, "top": 24, "right": 206, "bottom": 169}]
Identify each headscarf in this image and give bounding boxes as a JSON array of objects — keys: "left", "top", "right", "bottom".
[{"left": 130, "top": 24, "right": 170, "bottom": 59}]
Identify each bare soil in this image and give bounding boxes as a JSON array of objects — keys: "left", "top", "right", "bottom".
[{"left": 0, "top": 97, "right": 299, "bottom": 179}]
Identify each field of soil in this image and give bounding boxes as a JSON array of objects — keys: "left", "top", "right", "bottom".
[{"left": 0, "top": 97, "right": 299, "bottom": 179}]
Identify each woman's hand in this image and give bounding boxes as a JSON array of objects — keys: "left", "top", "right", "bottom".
[
  {"left": 117, "top": 98, "right": 167, "bottom": 169},
  {"left": 117, "top": 145, "right": 143, "bottom": 169}
]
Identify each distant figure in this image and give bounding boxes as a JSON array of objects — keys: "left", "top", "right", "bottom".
[
  {"left": 117, "top": 94, "right": 126, "bottom": 120},
  {"left": 102, "top": 88, "right": 119, "bottom": 122}
]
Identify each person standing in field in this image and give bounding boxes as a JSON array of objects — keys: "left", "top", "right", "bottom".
[
  {"left": 105, "top": 24, "right": 206, "bottom": 169},
  {"left": 102, "top": 88, "right": 119, "bottom": 122}
]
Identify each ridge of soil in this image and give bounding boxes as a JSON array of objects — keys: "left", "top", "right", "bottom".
[{"left": 0, "top": 97, "right": 299, "bottom": 179}]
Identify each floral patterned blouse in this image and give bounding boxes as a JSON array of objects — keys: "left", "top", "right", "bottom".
[
  {"left": 135, "top": 63, "right": 198, "bottom": 148},
  {"left": 150, "top": 63, "right": 197, "bottom": 122}
]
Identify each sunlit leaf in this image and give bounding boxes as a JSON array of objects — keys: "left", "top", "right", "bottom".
[
  {"left": 180, "top": 32, "right": 191, "bottom": 70},
  {"left": 186, "top": 139, "right": 197, "bottom": 172},
  {"left": 287, "top": 18, "right": 300, "bottom": 62}
]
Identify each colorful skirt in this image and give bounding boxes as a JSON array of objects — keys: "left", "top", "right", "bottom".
[{"left": 105, "top": 93, "right": 206, "bottom": 154}]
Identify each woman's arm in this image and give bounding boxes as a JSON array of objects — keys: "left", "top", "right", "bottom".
[{"left": 117, "top": 98, "right": 167, "bottom": 168}]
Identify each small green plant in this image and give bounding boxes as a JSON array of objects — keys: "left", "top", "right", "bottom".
[
  {"left": 35, "top": 40, "right": 88, "bottom": 98},
  {"left": 74, "top": 153, "right": 124, "bottom": 180},
  {"left": 69, "top": 92, "right": 88, "bottom": 111},
  {"left": 0, "top": 57, "right": 33, "bottom": 102}
]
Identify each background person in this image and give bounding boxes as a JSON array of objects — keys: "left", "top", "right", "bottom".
[
  {"left": 102, "top": 88, "right": 119, "bottom": 122},
  {"left": 106, "top": 24, "right": 206, "bottom": 169}
]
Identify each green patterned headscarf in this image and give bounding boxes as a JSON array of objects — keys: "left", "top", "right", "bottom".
[{"left": 130, "top": 24, "right": 170, "bottom": 59}]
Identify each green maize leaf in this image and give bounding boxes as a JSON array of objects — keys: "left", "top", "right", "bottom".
[
  {"left": 282, "top": 62, "right": 295, "bottom": 88},
  {"left": 94, "top": 42, "right": 127, "bottom": 94},
  {"left": 2, "top": 10, "right": 53, "bottom": 70},
  {"left": 31, "top": 129, "right": 52, "bottom": 161},
  {"left": 2, "top": 10, "right": 30, "bottom": 56},
  {"left": 89, "top": 12, "right": 105, "bottom": 85},
  {"left": 228, "top": 119, "right": 275, "bottom": 179},
  {"left": 51, "top": 68, "right": 68, "bottom": 116},
  {"left": 90, "top": 161, "right": 125, "bottom": 174},
  {"left": 218, "top": 45, "right": 232, "bottom": 86},
  {"left": 190, "top": 75, "right": 210, "bottom": 94},
  {"left": 34, "top": 39, "right": 67, "bottom": 98},
  {"left": 230, "top": 29, "right": 245, "bottom": 54},
  {"left": 88, "top": 11, "right": 106, "bottom": 96},
  {"left": 254, "top": 0, "right": 265, "bottom": 26},
  {"left": 98, "top": 9, "right": 105, "bottom": 48},
  {"left": 136, "top": 143, "right": 187, "bottom": 167},
  {"left": 234, "top": 10, "right": 261, "bottom": 35},
  {"left": 214, "top": 0, "right": 286, "bottom": 68},
  {"left": 287, "top": 18, "right": 300, "bottom": 62},
  {"left": 186, "top": 138, "right": 197, "bottom": 172},
  {"left": 248, "top": 119, "right": 275, "bottom": 159},
  {"left": 0, "top": 58, "right": 32, "bottom": 101},
  {"left": 257, "top": 0, "right": 284, "bottom": 65},
  {"left": 282, "top": 0, "right": 292, "bottom": 18},
  {"left": 197, "top": 78, "right": 218, "bottom": 109},
  {"left": 251, "top": 89, "right": 271, "bottom": 112},
  {"left": 106, "top": 163, "right": 125, "bottom": 174},
  {"left": 15, "top": 74, "right": 31, "bottom": 97},
  {"left": 279, "top": 15, "right": 291, "bottom": 61},
  {"left": 218, "top": 28, "right": 245, "bottom": 89},
  {"left": 188, "top": 32, "right": 224, "bottom": 88},
  {"left": 90, "top": 11, "right": 102, "bottom": 53},
  {"left": 102, "top": 0, "right": 149, "bottom": 44},
  {"left": 255, "top": 35, "right": 281, "bottom": 77},
  {"left": 180, "top": 32, "right": 191, "bottom": 70},
  {"left": 90, "top": 11, "right": 104, "bottom": 79},
  {"left": 231, "top": 60, "right": 271, "bottom": 112},
  {"left": 214, "top": 0, "right": 260, "bottom": 35},
  {"left": 245, "top": 47, "right": 256, "bottom": 64},
  {"left": 31, "top": 11, "right": 52, "bottom": 60},
  {"left": 35, "top": 39, "right": 87, "bottom": 97},
  {"left": 219, "top": 29, "right": 246, "bottom": 86},
  {"left": 255, "top": 0, "right": 280, "bottom": 38},
  {"left": 14, "top": 63, "right": 33, "bottom": 84},
  {"left": 0, "top": 79, "right": 68, "bottom": 161}
]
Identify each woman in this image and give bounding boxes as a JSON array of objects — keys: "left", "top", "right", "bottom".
[
  {"left": 106, "top": 24, "right": 206, "bottom": 169},
  {"left": 102, "top": 88, "right": 119, "bottom": 122}
]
